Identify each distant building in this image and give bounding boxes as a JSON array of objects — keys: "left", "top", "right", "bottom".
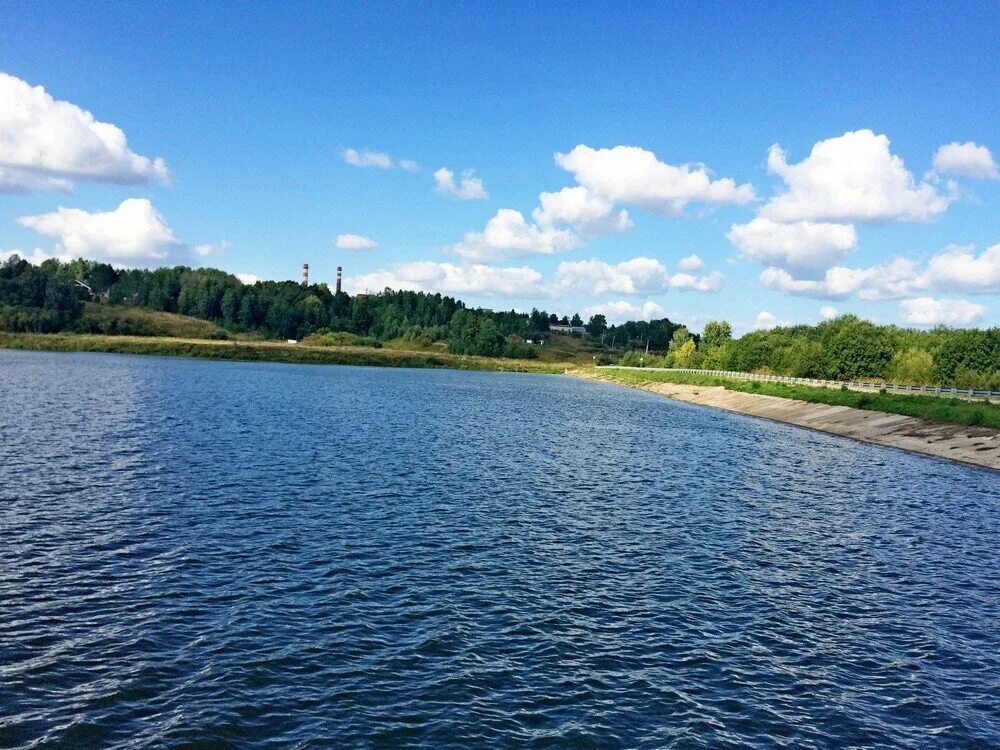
[{"left": 549, "top": 324, "right": 588, "bottom": 336}]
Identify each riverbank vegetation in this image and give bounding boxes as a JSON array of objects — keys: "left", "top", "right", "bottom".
[
  {"left": 617, "top": 317, "right": 1000, "bottom": 390},
  {"left": 0, "top": 332, "right": 572, "bottom": 373},
  {"left": 0, "top": 254, "right": 623, "bottom": 362},
  {"left": 3, "top": 254, "right": 997, "bottom": 386},
  {"left": 595, "top": 368, "right": 1000, "bottom": 429}
]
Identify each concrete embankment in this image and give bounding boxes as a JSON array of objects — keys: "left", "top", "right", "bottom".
[{"left": 577, "top": 372, "right": 1000, "bottom": 471}]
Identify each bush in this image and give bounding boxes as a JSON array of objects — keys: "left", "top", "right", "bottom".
[{"left": 888, "top": 348, "right": 936, "bottom": 385}]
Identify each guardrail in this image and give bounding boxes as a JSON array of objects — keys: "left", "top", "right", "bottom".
[{"left": 597, "top": 366, "right": 1000, "bottom": 402}]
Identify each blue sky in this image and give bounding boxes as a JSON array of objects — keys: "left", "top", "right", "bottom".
[{"left": 1, "top": 1, "right": 998, "bottom": 332}]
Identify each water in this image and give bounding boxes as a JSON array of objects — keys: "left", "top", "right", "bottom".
[{"left": 1, "top": 350, "right": 998, "bottom": 749}]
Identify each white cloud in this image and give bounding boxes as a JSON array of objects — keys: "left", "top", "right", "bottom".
[
  {"left": 555, "top": 257, "right": 722, "bottom": 295},
  {"left": 451, "top": 208, "right": 579, "bottom": 262},
  {"left": 532, "top": 186, "right": 632, "bottom": 235},
  {"left": 759, "top": 259, "right": 918, "bottom": 301},
  {"left": 582, "top": 300, "right": 668, "bottom": 323},
  {"left": 820, "top": 305, "right": 838, "bottom": 320},
  {"left": 434, "top": 167, "right": 489, "bottom": 200},
  {"left": 918, "top": 243, "right": 1000, "bottom": 293},
  {"left": 556, "top": 257, "right": 669, "bottom": 295},
  {"left": 761, "top": 130, "right": 954, "bottom": 224},
  {"left": 668, "top": 270, "right": 724, "bottom": 292},
  {"left": 17, "top": 198, "right": 219, "bottom": 267},
  {"left": 762, "top": 241, "right": 1000, "bottom": 302},
  {"left": 727, "top": 217, "right": 857, "bottom": 276},
  {"left": 677, "top": 254, "right": 705, "bottom": 272},
  {"left": 343, "top": 261, "right": 544, "bottom": 298},
  {"left": 343, "top": 148, "right": 392, "bottom": 169},
  {"left": 900, "top": 297, "right": 985, "bottom": 326},
  {"left": 0, "top": 169, "right": 74, "bottom": 194},
  {"left": 335, "top": 233, "right": 379, "bottom": 250},
  {"left": 343, "top": 147, "right": 418, "bottom": 171},
  {"left": 236, "top": 273, "right": 261, "bottom": 285},
  {"left": 0, "top": 72, "right": 169, "bottom": 193},
  {"left": 752, "top": 311, "right": 789, "bottom": 330},
  {"left": 932, "top": 142, "right": 998, "bottom": 180},
  {"left": 554, "top": 144, "right": 756, "bottom": 216}
]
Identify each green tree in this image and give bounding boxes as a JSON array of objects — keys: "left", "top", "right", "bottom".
[
  {"left": 674, "top": 338, "right": 698, "bottom": 368},
  {"left": 585, "top": 314, "right": 608, "bottom": 337},
  {"left": 700, "top": 320, "right": 732, "bottom": 350},
  {"left": 888, "top": 348, "right": 936, "bottom": 385}
]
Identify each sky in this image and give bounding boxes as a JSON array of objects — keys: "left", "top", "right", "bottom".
[{"left": 1, "top": 1, "right": 998, "bottom": 333}]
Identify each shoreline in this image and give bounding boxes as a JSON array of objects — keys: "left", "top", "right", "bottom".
[
  {"left": 0, "top": 333, "right": 573, "bottom": 374},
  {"left": 575, "top": 370, "right": 1000, "bottom": 472}
]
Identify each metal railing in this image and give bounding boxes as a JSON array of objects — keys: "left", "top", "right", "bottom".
[{"left": 597, "top": 366, "right": 1000, "bottom": 402}]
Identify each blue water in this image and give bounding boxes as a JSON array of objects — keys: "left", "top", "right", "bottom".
[{"left": 1, "top": 350, "right": 998, "bottom": 748}]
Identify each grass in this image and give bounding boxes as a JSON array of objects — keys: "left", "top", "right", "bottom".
[
  {"left": 0, "top": 332, "right": 574, "bottom": 374},
  {"left": 593, "top": 367, "right": 1000, "bottom": 430},
  {"left": 79, "top": 304, "right": 227, "bottom": 338}
]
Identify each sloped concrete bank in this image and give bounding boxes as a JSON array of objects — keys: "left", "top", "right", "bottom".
[{"left": 576, "top": 372, "right": 1000, "bottom": 471}]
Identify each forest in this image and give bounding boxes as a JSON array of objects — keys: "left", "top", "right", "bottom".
[
  {"left": 1, "top": 254, "right": 997, "bottom": 386},
  {"left": 0, "top": 255, "right": 624, "bottom": 359}
]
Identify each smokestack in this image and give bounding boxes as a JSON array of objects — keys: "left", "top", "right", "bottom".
[
  {"left": 301, "top": 263, "right": 309, "bottom": 286},
  {"left": 336, "top": 266, "right": 343, "bottom": 294}
]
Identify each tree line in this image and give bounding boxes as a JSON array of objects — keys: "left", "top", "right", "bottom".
[
  {"left": 620, "top": 317, "right": 1000, "bottom": 389},
  {"left": 0, "top": 256, "right": 605, "bottom": 358},
  {"left": 4, "top": 254, "right": 995, "bottom": 385}
]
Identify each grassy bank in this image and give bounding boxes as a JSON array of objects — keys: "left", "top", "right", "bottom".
[
  {"left": 592, "top": 367, "right": 1000, "bottom": 429},
  {"left": 0, "top": 333, "right": 573, "bottom": 374}
]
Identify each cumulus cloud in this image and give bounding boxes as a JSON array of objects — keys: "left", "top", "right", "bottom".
[
  {"left": 918, "top": 243, "right": 1000, "bottom": 293},
  {"left": 900, "top": 297, "right": 985, "bottom": 326},
  {"left": 532, "top": 186, "right": 632, "bottom": 235},
  {"left": 582, "top": 300, "right": 668, "bottom": 323},
  {"left": 556, "top": 257, "right": 669, "bottom": 295},
  {"left": 677, "top": 254, "right": 705, "bottom": 272},
  {"left": 759, "top": 259, "right": 919, "bottom": 301},
  {"left": 0, "top": 72, "right": 169, "bottom": 193},
  {"left": 17, "top": 198, "right": 220, "bottom": 267},
  {"left": 554, "top": 145, "right": 756, "bottom": 216},
  {"left": 668, "top": 270, "right": 724, "bottom": 292},
  {"left": 343, "top": 147, "right": 418, "bottom": 171},
  {"left": 335, "top": 233, "right": 379, "bottom": 250},
  {"left": 727, "top": 217, "right": 857, "bottom": 276},
  {"left": 752, "top": 311, "right": 789, "bottom": 331},
  {"left": 761, "top": 241, "right": 1000, "bottom": 302},
  {"left": 932, "top": 142, "right": 998, "bottom": 180},
  {"left": 820, "top": 305, "right": 838, "bottom": 320},
  {"left": 343, "top": 261, "right": 545, "bottom": 298},
  {"left": 434, "top": 167, "right": 489, "bottom": 200},
  {"left": 555, "top": 257, "right": 723, "bottom": 295},
  {"left": 236, "top": 273, "right": 261, "bottom": 285},
  {"left": 451, "top": 209, "right": 579, "bottom": 262},
  {"left": 761, "top": 130, "right": 954, "bottom": 224}
]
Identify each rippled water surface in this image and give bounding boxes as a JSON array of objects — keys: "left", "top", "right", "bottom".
[{"left": 1, "top": 350, "right": 998, "bottom": 748}]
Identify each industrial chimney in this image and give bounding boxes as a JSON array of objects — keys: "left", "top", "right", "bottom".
[
  {"left": 301, "top": 263, "right": 309, "bottom": 287},
  {"left": 336, "top": 266, "right": 343, "bottom": 294}
]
